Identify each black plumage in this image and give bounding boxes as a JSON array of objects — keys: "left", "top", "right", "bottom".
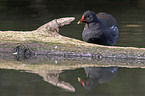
[{"left": 78, "top": 10, "right": 119, "bottom": 46}]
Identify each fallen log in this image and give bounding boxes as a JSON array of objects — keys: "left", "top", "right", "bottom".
[
  {"left": 0, "top": 17, "right": 145, "bottom": 71},
  {"left": 0, "top": 17, "right": 145, "bottom": 60}
]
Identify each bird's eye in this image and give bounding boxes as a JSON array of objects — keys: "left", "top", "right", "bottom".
[{"left": 84, "top": 15, "right": 90, "bottom": 19}]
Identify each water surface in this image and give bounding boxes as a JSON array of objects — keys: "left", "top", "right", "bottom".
[{"left": 1, "top": 67, "right": 145, "bottom": 96}]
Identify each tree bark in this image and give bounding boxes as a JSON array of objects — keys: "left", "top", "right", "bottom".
[{"left": 0, "top": 17, "right": 145, "bottom": 70}]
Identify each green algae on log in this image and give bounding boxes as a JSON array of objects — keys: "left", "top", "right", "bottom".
[{"left": 0, "top": 17, "right": 145, "bottom": 60}]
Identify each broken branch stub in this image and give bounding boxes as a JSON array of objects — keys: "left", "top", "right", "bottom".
[{"left": 36, "top": 17, "right": 75, "bottom": 33}]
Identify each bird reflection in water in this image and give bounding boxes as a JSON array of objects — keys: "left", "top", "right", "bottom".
[
  {"left": 44, "top": 66, "right": 118, "bottom": 92},
  {"left": 78, "top": 67, "right": 118, "bottom": 90}
]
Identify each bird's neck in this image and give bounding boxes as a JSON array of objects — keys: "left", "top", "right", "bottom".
[{"left": 87, "top": 21, "right": 103, "bottom": 30}]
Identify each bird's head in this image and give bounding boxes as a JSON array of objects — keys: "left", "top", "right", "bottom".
[
  {"left": 77, "top": 10, "right": 97, "bottom": 24},
  {"left": 78, "top": 77, "right": 98, "bottom": 90}
]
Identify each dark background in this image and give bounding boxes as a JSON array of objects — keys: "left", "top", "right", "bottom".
[{"left": 0, "top": 0, "right": 145, "bottom": 47}]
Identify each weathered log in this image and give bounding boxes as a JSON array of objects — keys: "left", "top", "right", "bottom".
[
  {"left": 0, "top": 17, "right": 145, "bottom": 70},
  {"left": 0, "top": 17, "right": 145, "bottom": 59}
]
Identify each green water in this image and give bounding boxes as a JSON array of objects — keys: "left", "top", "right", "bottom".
[{"left": 1, "top": 67, "right": 145, "bottom": 96}]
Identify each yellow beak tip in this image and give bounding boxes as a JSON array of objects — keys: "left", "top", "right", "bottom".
[
  {"left": 78, "top": 77, "right": 81, "bottom": 81},
  {"left": 77, "top": 21, "right": 81, "bottom": 24}
]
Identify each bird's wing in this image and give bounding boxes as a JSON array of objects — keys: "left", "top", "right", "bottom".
[{"left": 96, "top": 12, "right": 118, "bottom": 29}]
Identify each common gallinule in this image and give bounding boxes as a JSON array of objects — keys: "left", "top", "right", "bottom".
[{"left": 77, "top": 10, "right": 119, "bottom": 46}]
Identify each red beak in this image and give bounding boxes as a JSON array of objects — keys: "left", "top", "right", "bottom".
[
  {"left": 77, "top": 15, "right": 84, "bottom": 24},
  {"left": 78, "top": 77, "right": 85, "bottom": 86}
]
